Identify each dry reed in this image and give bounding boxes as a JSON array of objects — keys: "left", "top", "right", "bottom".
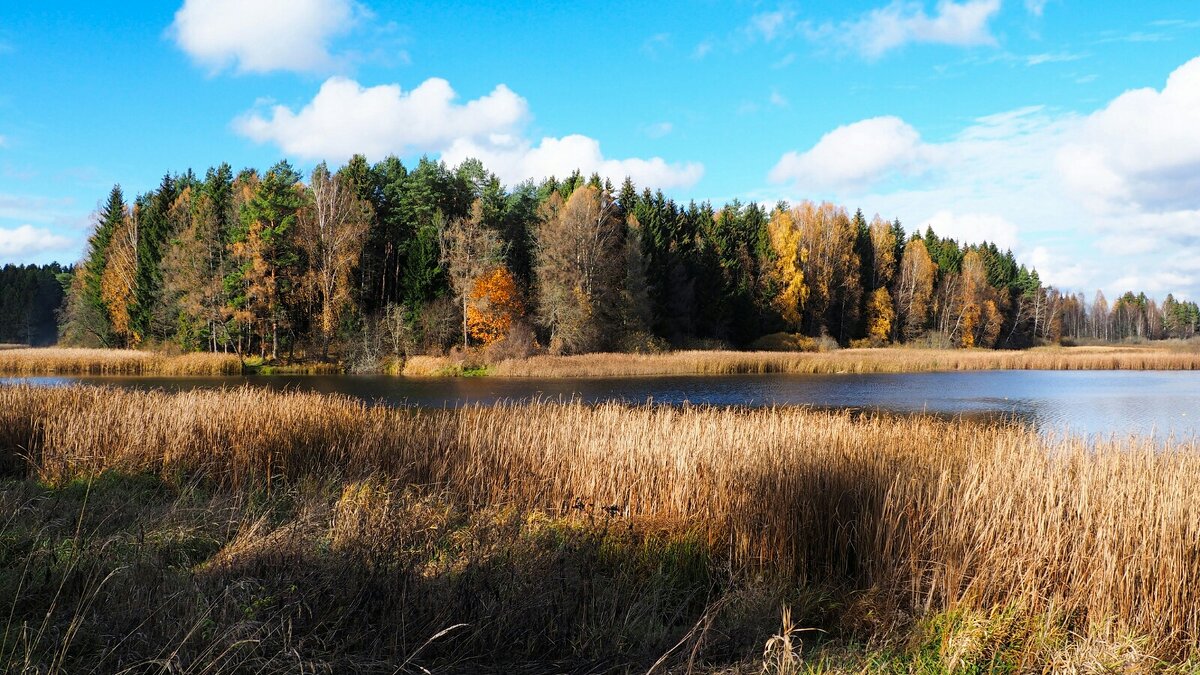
[
  {"left": 0, "top": 347, "right": 242, "bottom": 376},
  {"left": 405, "top": 345, "right": 1200, "bottom": 377},
  {"left": 3, "top": 383, "right": 1200, "bottom": 660}
]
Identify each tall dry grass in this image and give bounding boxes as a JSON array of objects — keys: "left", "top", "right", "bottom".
[
  {"left": 509, "top": 345, "right": 1200, "bottom": 376},
  {"left": 405, "top": 345, "right": 1200, "bottom": 377},
  {"left": 3, "top": 383, "right": 1200, "bottom": 661},
  {"left": 0, "top": 347, "right": 242, "bottom": 376}
]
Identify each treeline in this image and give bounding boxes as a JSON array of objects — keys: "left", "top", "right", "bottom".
[
  {"left": 0, "top": 263, "right": 70, "bottom": 346},
  {"left": 1057, "top": 290, "right": 1199, "bottom": 343},
  {"left": 58, "top": 155, "right": 1198, "bottom": 361}
]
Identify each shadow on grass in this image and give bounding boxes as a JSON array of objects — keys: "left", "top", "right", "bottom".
[{"left": 0, "top": 472, "right": 807, "bottom": 674}]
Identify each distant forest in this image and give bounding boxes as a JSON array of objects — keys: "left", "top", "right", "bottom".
[
  {"left": 6, "top": 156, "right": 1197, "bottom": 358},
  {"left": 0, "top": 263, "right": 70, "bottom": 346}
]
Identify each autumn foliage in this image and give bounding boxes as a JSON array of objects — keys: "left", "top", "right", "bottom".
[
  {"left": 56, "top": 157, "right": 1200, "bottom": 360},
  {"left": 467, "top": 266, "right": 524, "bottom": 345}
]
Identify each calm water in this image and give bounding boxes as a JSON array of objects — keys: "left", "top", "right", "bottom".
[{"left": 7, "top": 370, "right": 1199, "bottom": 439}]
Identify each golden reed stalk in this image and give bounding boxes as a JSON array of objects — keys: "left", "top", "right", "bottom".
[
  {"left": 2, "top": 383, "right": 1198, "bottom": 656},
  {"left": 406, "top": 345, "right": 1200, "bottom": 377},
  {"left": 0, "top": 348, "right": 241, "bottom": 376}
]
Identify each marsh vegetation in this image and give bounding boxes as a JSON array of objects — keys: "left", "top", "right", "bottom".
[
  {"left": 3, "top": 384, "right": 1199, "bottom": 672},
  {"left": 3, "top": 343, "right": 1199, "bottom": 379}
]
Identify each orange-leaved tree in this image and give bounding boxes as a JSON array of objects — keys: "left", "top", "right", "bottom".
[{"left": 467, "top": 266, "right": 524, "bottom": 345}]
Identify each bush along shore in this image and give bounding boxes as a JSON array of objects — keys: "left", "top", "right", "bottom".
[{"left": 3, "top": 383, "right": 1200, "bottom": 672}]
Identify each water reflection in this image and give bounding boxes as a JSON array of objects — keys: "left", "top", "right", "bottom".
[{"left": 6, "top": 370, "right": 1198, "bottom": 440}]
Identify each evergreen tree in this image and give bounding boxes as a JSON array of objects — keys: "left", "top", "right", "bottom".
[{"left": 63, "top": 185, "right": 125, "bottom": 346}]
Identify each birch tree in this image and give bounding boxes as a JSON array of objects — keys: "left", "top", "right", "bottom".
[{"left": 299, "top": 163, "right": 373, "bottom": 357}]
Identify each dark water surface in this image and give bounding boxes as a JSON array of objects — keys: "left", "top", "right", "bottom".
[{"left": 7, "top": 370, "right": 1199, "bottom": 439}]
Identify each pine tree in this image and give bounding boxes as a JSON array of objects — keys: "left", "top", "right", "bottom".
[
  {"left": 236, "top": 161, "right": 303, "bottom": 360},
  {"left": 63, "top": 185, "right": 125, "bottom": 346}
]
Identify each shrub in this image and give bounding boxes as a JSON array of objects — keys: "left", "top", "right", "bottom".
[{"left": 750, "top": 333, "right": 820, "bottom": 352}]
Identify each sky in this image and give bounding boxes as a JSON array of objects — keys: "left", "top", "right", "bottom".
[{"left": 2, "top": 0, "right": 1200, "bottom": 299}]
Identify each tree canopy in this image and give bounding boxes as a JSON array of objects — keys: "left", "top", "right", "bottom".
[{"left": 51, "top": 155, "right": 1196, "bottom": 360}]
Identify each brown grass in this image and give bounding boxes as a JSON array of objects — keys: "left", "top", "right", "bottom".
[
  {"left": 3, "top": 383, "right": 1200, "bottom": 666},
  {"left": 0, "top": 347, "right": 242, "bottom": 376},
  {"left": 405, "top": 344, "right": 1200, "bottom": 377}
]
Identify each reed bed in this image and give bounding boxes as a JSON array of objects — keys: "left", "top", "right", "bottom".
[
  {"left": 469, "top": 345, "right": 1200, "bottom": 377},
  {"left": 0, "top": 347, "right": 242, "bottom": 376},
  {"left": 3, "top": 383, "right": 1200, "bottom": 666}
]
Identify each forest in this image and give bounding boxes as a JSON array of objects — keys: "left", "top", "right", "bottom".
[
  {"left": 13, "top": 155, "right": 1196, "bottom": 362},
  {"left": 0, "top": 263, "right": 70, "bottom": 346}
]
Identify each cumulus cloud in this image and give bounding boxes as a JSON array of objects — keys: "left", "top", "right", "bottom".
[
  {"left": 170, "top": 0, "right": 364, "bottom": 74},
  {"left": 923, "top": 210, "right": 1019, "bottom": 250},
  {"left": 237, "top": 77, "right": 704, "bottom": 190},
  {"left": 1026, "top": 246, "right": 1091, "bottom": 289},
  {"left": 1058, "top": 56, "right": 1200, "bottom": 214},
  {"left": 0, "top": 225, "right": 73, "bottom": 261},
  {"left": 236, "top": 77, "right": 529, "bottom": 160},
  {"left": 442, "top": 135, "right": 704, "bottom": 190},
  {"left": 764, "top": 56, "right": 1200, "bottom": 298},
  {"left": 817, "top": 0, "right": 1002, "bottom": 59},
  {"left": 769, "top": 116, "right": 939, "bottom": 191}
]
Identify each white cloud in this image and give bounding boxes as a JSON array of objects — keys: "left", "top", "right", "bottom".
[
  {"left": 769, "top": 116, "right": 939, "bottom": 191},
  {"left": 0, "top": 194, "right": 79, "bottom": 225},
  {"left": 1110, "top": 270, "right": 1193, "bottom": 296},
  {"left": 644, "top": 122, "right": 674, "bottom": 139},
  {"left": 641, "top": 33, "right": 671, "bottom": 58},
  {"left": 1024, "top": 0, "right": 1049, "bottom": 16},
  {"left": 236, "top": 77, "right": 529, "bottom": 161},
  {"left": 1025, "top": 52, "right": 1085, "bottom": 66},
  {"left": 748, "top": 8, "right": 796, "bottom": 42},
  {"left": 1059, "top": 56, "right": 1200, "bottom": 214},
  {"left": 923, "top": 210, "right": 1019, "bottom": 250},
  {"left": 0, "top": 135, "right": 7, "bottom": 147},
  {"left": 0, "top": 225, "right": 73, "bottom": 261},
  {"left": 1026, "top": 246, "right": 1091, "bottom": 289},
  {"left": 170, "top": 0, "right": 363, "bottom": 74},
  {"left": 442, "top": 135, "right": 704, "bottom": 190},
  {"left": 819, "top": 0, "right": 1002, "bottom": 59},
  {"left": 764, "top": 57, "right": 1200, "bottom": 298},
  {"left": 237, "top": 77, "right": 704, "bottom": 190},
  {"left": 692, "top": 40, "right": 714, "bottom": 59}
]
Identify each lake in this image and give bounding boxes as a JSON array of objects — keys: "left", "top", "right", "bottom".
[{"left": 7, "top": 370, "right": 1199, "bottom": 440}]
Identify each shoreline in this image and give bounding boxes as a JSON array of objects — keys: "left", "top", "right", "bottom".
[{"left": 2, "top": 343, "right": 1200, "bottom": 378}]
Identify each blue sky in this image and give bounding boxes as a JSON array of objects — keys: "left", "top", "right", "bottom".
[{"left": 2, "top": 1, "right": 1200, "bottom": 299}]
